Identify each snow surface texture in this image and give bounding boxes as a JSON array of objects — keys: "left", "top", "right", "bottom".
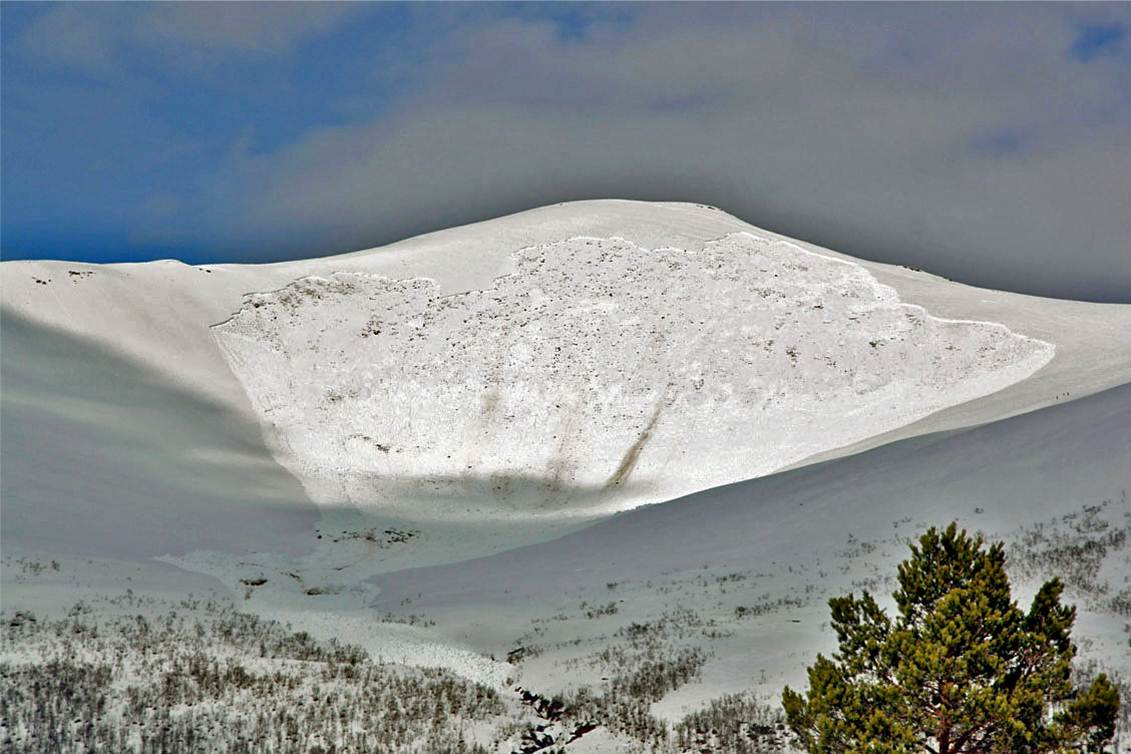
[{"left": 214, "top": 233, "right": 1053, "bottom": 518}]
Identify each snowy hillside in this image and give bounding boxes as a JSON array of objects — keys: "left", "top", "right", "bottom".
[
  {"left": 3, "top": 201, "right": 1128, "bottom": 540},
  {"left": 369, "top": 381, "right": 1131, "bottom": 717},
  {"left": 2, "top": 200, "right": 1130, "bottom": 752}
]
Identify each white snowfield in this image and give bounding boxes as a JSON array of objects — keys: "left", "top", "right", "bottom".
[{"left": 2, "top": 200, "right": 1131, "bottom": 745}]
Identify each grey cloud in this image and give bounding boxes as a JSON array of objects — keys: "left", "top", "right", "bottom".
[{"left": 194, "top": 5, "right": 1131, "bottom": 301}]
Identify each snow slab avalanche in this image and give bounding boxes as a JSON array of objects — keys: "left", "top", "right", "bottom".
[{"left": 213, "top": 232, "right": 1053, "bottom": 519}]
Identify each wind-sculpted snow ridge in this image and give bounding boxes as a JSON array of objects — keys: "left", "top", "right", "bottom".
[{"left": 213, "top": 232, "right": 1054, "bottom": 519}]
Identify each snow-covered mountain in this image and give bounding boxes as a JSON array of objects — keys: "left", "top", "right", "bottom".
[
  {"left": 3, "top": 200, "right": 1130, "bottom": 751},
  {"left": 4, "top": 202, "right": 1127, "bottom": 536}
]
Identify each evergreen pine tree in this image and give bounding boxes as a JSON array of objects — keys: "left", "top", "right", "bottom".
[{"left": 782, "top": 523, "right": 1120, "bottom": 753}]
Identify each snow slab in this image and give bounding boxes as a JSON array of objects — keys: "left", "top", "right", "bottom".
[{"left": 211, "top": 232, "right": 1052, "bottom": 521}]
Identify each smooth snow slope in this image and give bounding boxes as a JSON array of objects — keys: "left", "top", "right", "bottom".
[
  {"left": 0, "top": 312, "right": 316, "bottom": 559},
  {"left": 369, "top": 381, "right": 1131, "bottom": 712},
  {"left": 371, "top": 381, "right": 1131, "bottom": 607}
]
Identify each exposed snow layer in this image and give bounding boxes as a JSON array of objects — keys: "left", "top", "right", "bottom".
[{"left": 213, "top": 232, "right": 1052, "bottom": 518}]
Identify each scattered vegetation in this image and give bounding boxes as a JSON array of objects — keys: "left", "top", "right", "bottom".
[
  {"left": 0, "top": 602, "right": 504, "bottom": 753},
  {"left": 1008, "top": 498, "right": 1129, "bottom": 605},
  {"left": 675, "top": 693, "right": 790, "bottom": 753},
  {"left": 580, "top": 600, "right": 619, "bottom": 619},
  {"left": 734, "top": 595, "right": 805, "bottom": 619},
  {"left": 551, "top": 607, "right": 714, "bottom": 746},
  {"left": 6, "top": 508, "right": 1127, "bottom": 753}
]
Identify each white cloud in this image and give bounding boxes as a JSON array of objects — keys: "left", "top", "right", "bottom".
[
  {"left": 17, "top": 2, "right": 359, "bottom": 73},
  {"left": 17, "top": 4, "right": 119, "bottom": 73},
  {"left": 133, "top": 2, "right": 356, "bottom": 56}
]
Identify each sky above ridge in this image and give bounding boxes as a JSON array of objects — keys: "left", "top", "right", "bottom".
[{"left": 1, "top": 2, "right": 1129, "bottom": 301}]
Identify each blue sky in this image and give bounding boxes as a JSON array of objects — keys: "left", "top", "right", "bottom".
[{"left": 2, "top": 2, "right": 1129, "bottom": 301}]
